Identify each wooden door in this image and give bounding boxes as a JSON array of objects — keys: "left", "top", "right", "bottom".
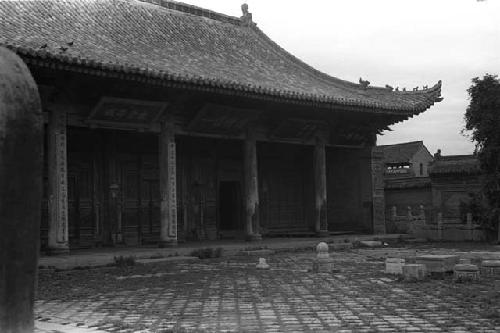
[
  {"left": 139, "top": 154, "right": 160, "bottom": 244},
  {"left": 67, "top": 153, "right": 95, "bottom": 248},
  {"left": 119, "top": 154, "right": 141, "bottom": 245}
]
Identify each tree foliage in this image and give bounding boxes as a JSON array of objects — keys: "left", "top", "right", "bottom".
[{"left": 464, "top": 74, "right": 500, "bottom": 231}]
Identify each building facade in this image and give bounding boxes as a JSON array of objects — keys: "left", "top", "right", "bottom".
[{"left": 0, "top": 0, "right": 442, "bottom": 253}]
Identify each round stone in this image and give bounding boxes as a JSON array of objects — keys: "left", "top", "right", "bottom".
[{"left": 316, "top": 242, "right": 329, "bottom": 253}]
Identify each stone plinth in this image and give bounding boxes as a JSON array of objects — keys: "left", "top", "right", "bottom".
[
  {"left": 312, "top": 242, "right": 334, "bottom": 273},
  {"left": 402, "top": 264, "right": 427, "bottom": 281},
  {"left": 481, "top": 260, "right": 500, "bottom": 277},
  {"left": 385, "top": 258, "right": 405, "bottom": 275},
  {"left": 256, "top": 258, "right": 270, "bottom": 269},
  {"left": 453, "top": 264, "right": 480, "bottom": 282},
  {"left": 415, "top": 255, "right": 459, "bottom": 273}
]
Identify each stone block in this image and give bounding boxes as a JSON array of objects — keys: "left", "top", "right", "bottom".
[
  {"left": 481, "top": 260, "right": 500, "bottom": 277},
  {"left": 453, "top": 264, "right": 480, "bottom": 282},
  {"left": 312, "top": 242, "right": 334, "bottom": 273},
  {"left": 359, "top": 240, "right": 383, "bottom": 248},
  {"left": 312, "top": 258, "right": 334, "bottom": 273},
  {"left": 415, "top": 255, "right": 459, "bottom": 273},
  {"left": 385, "top": 258, "right": 405, "bottom": 275},
  {"left": 402, "top": 264, "right": 427, "bottom": 281},
  {"left": 329, "top": 242, "right": 353, "bottom": 251}
]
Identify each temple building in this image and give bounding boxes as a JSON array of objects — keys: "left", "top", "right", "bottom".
[{"left": 0, "top": 0, "right": 442, "bottom": 253}]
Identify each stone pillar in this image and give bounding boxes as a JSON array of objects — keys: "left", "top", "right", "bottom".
[
  {"left": 0, "top": 47, "right": 43, "bottom": 333},
  {"left": 371, "top": 146, "right": 386, "bottom": 234},
  {"left": 244, "top": 128, "right": 261, "bottom": 241},
  {"left": 47, "top": 107, "right": 69, "bottom": 254},
  {"left": 314, "top": 138, "right": 328, "bottom": 237},
  {"left": 159, "top": 119, "right": 177, "bottom": 247}
]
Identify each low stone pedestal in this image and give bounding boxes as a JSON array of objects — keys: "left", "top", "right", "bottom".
[
  {"left": 256, "top": 258, "right": 270, "bottom": 269},
  {"left": 453, "top": 264, "right": 480, "bottom": 282},
  {"left": 481, "top": 260, "right": 500, "bottom": 277},
  {"left": 312, "top": 242, "right": 334, "bottom": 273},
  {"left": 402, "top": 264, "right": 427, "bottom": 281},
  {"left": 416, "top": 255, "right": 459, "bottom": 273},
  {"left": 385, "top": 258, "right": 405, "bottom": 275}
]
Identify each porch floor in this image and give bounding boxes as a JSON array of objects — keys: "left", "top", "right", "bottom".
[{"left": 38, "top": 233, "right": 409, "bottom": 270}]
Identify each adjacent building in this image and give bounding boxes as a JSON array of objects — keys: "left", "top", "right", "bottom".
[{"left": 0, "top": 0, "right": 442, "bottom": 252}]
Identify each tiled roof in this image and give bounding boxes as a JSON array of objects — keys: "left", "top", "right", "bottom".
[
  {"left": 385, "top": 177, "right": 431, "bottom": 189},
  {"left": 379, "top": 141, "right": 428, "bottom": 164},
  {"left": 429, "top": 155, "right": 481, "bottom": 176},
  {"left": 0, "top": 0, "right": 443, "bottom": 115}
]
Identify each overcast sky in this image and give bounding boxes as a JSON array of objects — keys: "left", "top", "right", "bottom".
[{"left": 186, "top": 0, "right": 499, "bottom": 155}]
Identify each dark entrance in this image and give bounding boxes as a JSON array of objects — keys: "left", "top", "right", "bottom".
[{"left": 218, "top": 181, "right": 242, "bottom": 234}]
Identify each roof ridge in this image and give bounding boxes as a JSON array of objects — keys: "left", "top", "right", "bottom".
[
  {"left": 247, "top": 23, "right": 442, "bottom": 100},
  {"left": 379, "top": 141, "right": 423, "bottom": 147},
  {"left": 136, "top": 0, "right": 242, "bottom": 25}
]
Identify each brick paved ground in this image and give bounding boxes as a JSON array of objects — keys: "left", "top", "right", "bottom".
[{"left": 36, "top": 246, "right": 500, "bottom": 332}]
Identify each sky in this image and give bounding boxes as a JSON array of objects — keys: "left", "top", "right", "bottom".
[{"left": 185, "top": 0, "right": 499, "bottom": 155}]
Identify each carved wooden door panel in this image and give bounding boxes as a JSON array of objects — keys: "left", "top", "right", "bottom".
[
  {"left": 67, "top": 153, "right": 95, "bottom": 248},
  {"left": 119, "top": 154, "right": 141, "bottom": 245},
  {"left": 140, "top": 154, "right": 160, "bottom": 244}
]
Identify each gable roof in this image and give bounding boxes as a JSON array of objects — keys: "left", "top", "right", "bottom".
[
  {"left": 429, "top": 155, "right": 481, "bottom": 176},
  {"left": 379, "top": 141, "right": 431, "bottom": 164},
  {"left": 0, "top": 0, "right": 442, "bottom": 115}
]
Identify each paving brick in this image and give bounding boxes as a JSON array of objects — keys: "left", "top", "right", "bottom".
[{"left": 35, "top": 247, "right": 500, "bottom": 332}]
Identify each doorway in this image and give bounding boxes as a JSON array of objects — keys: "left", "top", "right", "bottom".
[{"left": 218, "top": 181, "right": 242, "bottom": 234}]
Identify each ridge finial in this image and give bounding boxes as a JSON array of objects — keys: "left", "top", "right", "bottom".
[{"left": 241, "top": 3, "right": 254, "bottom": 26}]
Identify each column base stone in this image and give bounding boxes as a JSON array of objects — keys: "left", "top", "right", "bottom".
[
  {"left": 245, "top": 233, "right": 262, "bottom": 242},
  {"left": 158, "top": 240, "right": 177, "bottom": 248},
  {"left": 46, "top": 247, "right": 70, "bottom": 256}
]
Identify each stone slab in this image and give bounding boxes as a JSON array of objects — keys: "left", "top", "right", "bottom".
[
  {"left": 329, "top": 243, "right": 353, "bottom": 251},
  {"left": 385, "top": 258, "right": 405, "bottom": 275},
  {"left": 136, "top": 256, "right": 199, "bottom": 264},
  {"left": 416, "top": 255, "right": 459, "bottom": 273},
  {"left": 359, "top": 240, "right": 383, "bottom": 248}
]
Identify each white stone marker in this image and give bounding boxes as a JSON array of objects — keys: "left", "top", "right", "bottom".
[
  {"left": 312, "top": 242, "right": 334, "bottom": 273},
  {"left": 256, "top": 258, "right": 270, "bottom": 269}
]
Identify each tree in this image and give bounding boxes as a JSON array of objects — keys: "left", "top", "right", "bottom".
[{"left": 464, "top": 74, "right": 500, "bottom": 242}]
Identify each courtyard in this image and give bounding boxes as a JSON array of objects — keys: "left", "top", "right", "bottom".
[{"left": 35, "top": 241, "right": 500, "bottom": 333}]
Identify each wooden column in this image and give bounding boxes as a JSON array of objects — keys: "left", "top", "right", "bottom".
[
  {"left": 244, "top": 129, "right": 262, "bottom": 241},
  {"left": 159, "top": 119, "right": 177, "bottom": 247},
  {"left": 371, "top": 146, "right": 386, "bottom": 234},
  {"left": 0, "top": 47, "right": 43, "bottom": 333},
  {"left": 47, "top": 107, "right": 69, "bottom": 254},
  {"left": 314, "top": 138, "right": 329, "bottom": 236}
]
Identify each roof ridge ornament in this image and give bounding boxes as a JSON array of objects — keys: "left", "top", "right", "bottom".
[
  {"left": 359, "top": 77, "right": 370, "bottom": 89},
  {"left": 241, "top": 3, "right": 254, "bottom": 27}
]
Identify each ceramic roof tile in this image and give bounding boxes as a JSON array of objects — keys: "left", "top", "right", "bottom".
[
  {"left": 380, "top": 141, "right": 426, "bottom": 164},
  {"left": 0, "top": 0, "right": 443, "bottom": 114},
  {"left": 429, "top": 155, "right": 481, "bottom": 176}
]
